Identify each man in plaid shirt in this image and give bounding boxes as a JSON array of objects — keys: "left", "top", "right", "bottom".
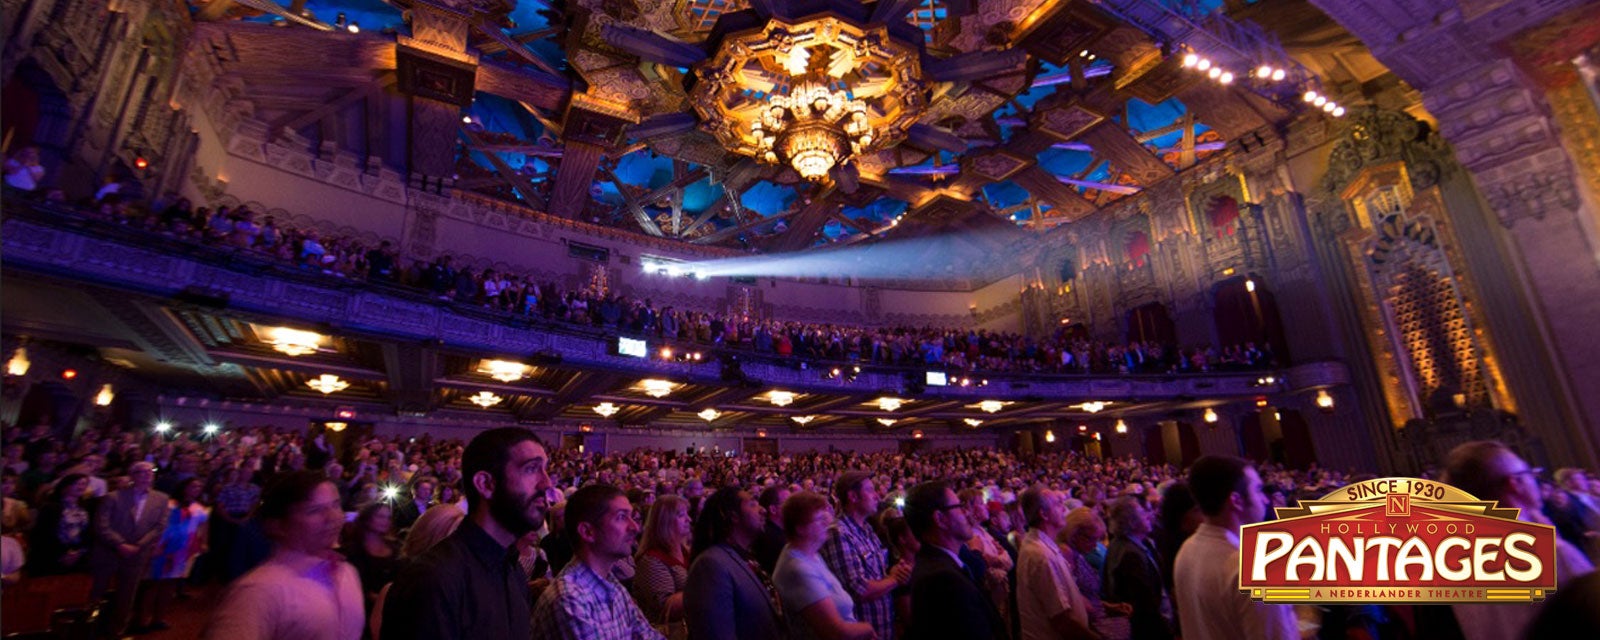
[
  {"left": 822, "top": 471, "right": 912, "bottom": 640},
  {"left": 532, "top": 484, "right": 664, "bottom": 640}
]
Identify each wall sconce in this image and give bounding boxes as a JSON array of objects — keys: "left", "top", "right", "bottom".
[
  {"left": 1203, "top": 408, "right": 1219, "bottom": 424},
  {"left": 1045, "top": 430, "right": 1056, "bottom": 443},
  {"left": 1315, "top": 390, "right": 1334, "bottom": 412},
  {"left": 94, "top": 384, "right": 114, "bottom": 407},
  {"left": 1114, "top": 419, "right": 1128, "bottom": 435},
  {"left": 756, "top": 429, "right": 768, "bottom": 438},
  {"left": 324, "top": 421, "right": 347, "bottom": 432},
  {"left": 911, "top": 430, "right": 923, "bottom": 439},
  {"left": 6, "top": 347, "right": 29, "bottom": 376}
]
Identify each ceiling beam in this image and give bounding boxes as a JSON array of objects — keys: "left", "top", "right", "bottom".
[
  {"left": 268, "top": 72, "right": 395, "bottom": 136},
  {"left": 766, "top": 188, "right": 839, "bottom": 253},
  {"left": 599, "top": 165, "right": 667, "bottom": 236}
]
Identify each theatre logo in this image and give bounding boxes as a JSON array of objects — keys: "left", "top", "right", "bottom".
[{"left": 1239, "top": 477, "right": 1559, "bottom": 603}]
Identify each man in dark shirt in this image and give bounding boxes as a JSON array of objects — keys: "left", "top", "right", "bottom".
[
  {"left": 382, "top": 427, "right": 552, "bottom": 640},
  {"left": 751, "top": 485, "right": 789, "bottom": 574}
]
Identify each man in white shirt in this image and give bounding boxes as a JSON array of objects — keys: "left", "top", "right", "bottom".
[
  {"left": 1172, "top": 455, "right": 1298, "bottom": 640},
  {"left": 1016, "top": 486, "right": 1096, "bottom": 640}
]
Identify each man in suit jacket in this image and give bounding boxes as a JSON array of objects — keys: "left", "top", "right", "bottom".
[
  {"left": 684, "top": 487, "right": 785, "bottom": 640},
  {"left": 91, "top": 462, "right": 169, "bottom": 636},
  {"left": 1105, "top": 496, "right": 1173, "bottom": 640},
  {"left": 904, "top": 480, "right": 1007, "bottom": 640}
]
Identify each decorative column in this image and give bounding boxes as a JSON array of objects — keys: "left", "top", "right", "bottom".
[
  {"left": 548, "top": 94, "right": 636, "bottom": 219},
  {"left": 394, "top": 2, "right": 478, "bottom": 179}
]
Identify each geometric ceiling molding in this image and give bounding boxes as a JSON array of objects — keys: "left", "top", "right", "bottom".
[
  {"left": 1031, "top": 98, "right": 1106, "bottom": 142},
  {"left": 1014, "top": 0, "right": 1120, "bottom": 66},
  {"left": 963, "top": 149, "right": 1032, "bottom": 182}
]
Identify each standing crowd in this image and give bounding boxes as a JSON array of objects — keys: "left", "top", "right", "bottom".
[{"left": 3, "top": 420, "right": 1599, "bottom": 639}]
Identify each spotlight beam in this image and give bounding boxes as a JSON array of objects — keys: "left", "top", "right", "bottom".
[{"left": 675, "top": 225, "right": 1032, "bottom": 282}]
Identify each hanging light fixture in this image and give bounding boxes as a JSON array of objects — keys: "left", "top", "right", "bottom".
[
  {"left": 791, "top": 415, "right": 816, "bottom": 426},
  {"left": 481, "top": 360, "right": 529, "bottom": 382},
  {"left": 468, "top": 391, "right": 503, "bottom": 408},
  {"left": 94, "top": 384, "right": 114, "bottom": 407},
  {"left": 768, "top": 391, "right": 796, "bottom": 407},
  {"left": 593, "top": 402, "right": 620, "bottom": 418},
  {"left": 963, "top": 418, "right": 984, "bottom": 427},
  {"left": 641, "top": 379, "right": 676, "bottom": 398},
  {"left": 1204, "top": 407, "right": 1219, "bottom": 423},
  {"left": 690, "top": 12, "right": 925, "bottom": 183},
  {"left": 877, "top": 418, "right": 898, "bottom": 427},
  {"left": 1080, "top": 401, "right": 1106, "bottom": 413},
  {"left": 6, "top": 347, "right": 29, "bottom": 376},
  {"left": 978, "top": 400, "right": 1006, "bottom": 414},
  {"left": 306, "top": 374, "right": 349, "bottom": 395},
  {"left": 876, "top": 397, "right": 903, "bottom": 412},
  {"left": 266, "top": 327, "right": 323, "bottom": 356},
  {"left": 911, "top": 430, "right": 924, "bottom": 439},
  {"left": 698, "top": 408, "right": 722, "bottom": 422}
]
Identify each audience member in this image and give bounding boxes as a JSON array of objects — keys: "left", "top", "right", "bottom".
[
  {"left": 134, "top": 477, "right": 210, "bottom": 633},
  {"left": 1016, "top": 486, "right": 1096, "bottom": 640},
  {"left": 1104, "top": 496, "right": 1171, "bottom": 640},
  {"left": 903, "top": 480, "right": 1007, "bottom": 640},
  {"left": 634, "top": 495, "right": 693, "bottom": 637},
  {"left": 91, "top": 461, "right": 170, "bottom": 637},
  {"left": 382, "top": 428, "right": 551, "bottom": 640},
  {"left": 202, "top": 471, "right": 363, "bottom": 640},
  {"left": 822, "top": 470, "right": 908, "bottom": 640},
  {"left": 531, "top": 483, "right": 662, "bottom": 640},
  {"left": 1172, "top": 455, "right": 1298, "bottom": 640},
  {"left": 683, "top": 487, "right": 785, "bottom": 640},
  {"left": 752, "top": 485, "right": 789, "bottom": 574},
  {"left": 774, "top": 491, "right": 877, "bottom": 640}
]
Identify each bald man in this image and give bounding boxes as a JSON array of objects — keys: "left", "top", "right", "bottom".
[{"left": 91, "top": 462, "right": 170, "bottom": 636}]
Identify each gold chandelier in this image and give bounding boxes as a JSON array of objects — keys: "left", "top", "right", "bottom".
[{"left": 692, "top": 14, "right": 926, "bottom": 182}]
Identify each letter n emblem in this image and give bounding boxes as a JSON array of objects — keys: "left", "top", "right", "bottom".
[{"left": 1386, "top": 494, "right": 1410, "bottom": 516}]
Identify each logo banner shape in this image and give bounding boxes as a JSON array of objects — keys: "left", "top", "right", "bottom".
[{"left": 1240, "top": 477, "right": 1559, "bottom": 603}]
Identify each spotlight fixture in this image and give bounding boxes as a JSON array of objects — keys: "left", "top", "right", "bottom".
[
  {"left": 382, "top": 485, "right": 401, "bottom": 502},
  {"left": 1115, "top": 419, "right": 1128, "bottom": 435},
  {"left": 1313, "top": 95, "right": 1328, "bottom": 107},
  {"left": 1207, "top": 67, "right": 1222, "bottom": 79},
  {"left": 768, "top": 391, "right": 796, "bottom": 407},
  {"left": 481, "top": 359, "right": 529, "bottom": 382},
  {"left": 306, "top": 374, "right": 349, "bottom": 395},
  {"left": 791, "top": 415, "right": 816, "bottom": 425},
  {"left": 468, "top": 391, "right": 503, "bottom": 408},
  {"left": 1197, "top": 58, "right": 1212, "bottom": 71},
  {"left": 697, "top": 408, "right": 721, "bottom": 422},
  {"left": 1245, "top": 278, "right": 1257, "bottom": 292},
  {"left": 1080, "top": 401, "right": 1106, "bottom": 413},
  {"left": 154, "top": 422, "right": 173, "bottom": 434},
  {"left": 203, "top": 423, "right": 220, "bottom": 435},
  {"left": 593, "top": 402, "right": 620, "bottom": 418},
  {"left": 1323, "top": 101, "right": 1338, "bottom": 113},
  {"left": 1271, "top": 68, "right": 1286, "bottom": 81},
  {"left": 1219, "top": 71, "right": 1234, "bottom": 84},
  {"left": 95, "top": 384, "right": 114, "bottom": 407},
  {"left": 978, "top": 400, "right": 1006, "bottom": 414},
  {"left": 347, "top": 22, "right": 359, "bottom": 33},
  {"left": 266, "top": 327, "right": 323, "bottom": 356},
  {"left": 1255, "top": 65, "right": 1272, "bottom": 78},
  {"left": 640, "top": 379, "right": 676, "bottom": 398},
  {"left": 1303, "top": 91, "right": 1318, "bottom": 102},
  {"left": 1316, "top": 390, "right": 1335, "bottom": 410},
  {"left": 877, "top": 418, "right": 898, "bottom": 427},
  {"left": 964, "top": 418, "right": 984, "bottom": 427},
  {"left": 876, "top": 397, "right": 904, "bottom": 412},
  {"left": 1203, "top": 408, "right": 1219, "bottom": 423},
  {"left": 1182, "top": 53, "right": 1198, "bottom": 68},
  {"left": 1332, "top": 106, "right": 1346, "bottom": 117}
]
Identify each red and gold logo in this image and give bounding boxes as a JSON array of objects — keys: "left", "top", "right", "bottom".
[{"left": 1240, "top": 477, "right": 1559, "bottom": 603}]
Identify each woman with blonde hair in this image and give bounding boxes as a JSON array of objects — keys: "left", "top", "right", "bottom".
[{"left": 633, "top": 494, "right": 692, "bottom": 638}]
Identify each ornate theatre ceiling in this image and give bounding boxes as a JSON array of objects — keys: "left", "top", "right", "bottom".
[{"left": 185, "top": 0, "right": 1363, "bottom": 255}]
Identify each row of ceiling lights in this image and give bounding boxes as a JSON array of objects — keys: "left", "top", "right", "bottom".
[{"left": 1180, "top": 51, "right": 1347, "bottom": 118}]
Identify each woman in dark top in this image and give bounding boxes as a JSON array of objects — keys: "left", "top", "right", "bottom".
[
  {"left": 29, "top": 473, "right": 93, "bottom": 575},
  {"left": 343, "top": 501, "right": 401, "bottom": 609}
]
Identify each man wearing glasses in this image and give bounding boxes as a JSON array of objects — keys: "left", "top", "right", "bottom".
[
  {"left": 902, "top": 481, "right": 1007, "bottom": 640},
  {"left": 1445, "top": 440, "right": 1595, "bottom": 640}
]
